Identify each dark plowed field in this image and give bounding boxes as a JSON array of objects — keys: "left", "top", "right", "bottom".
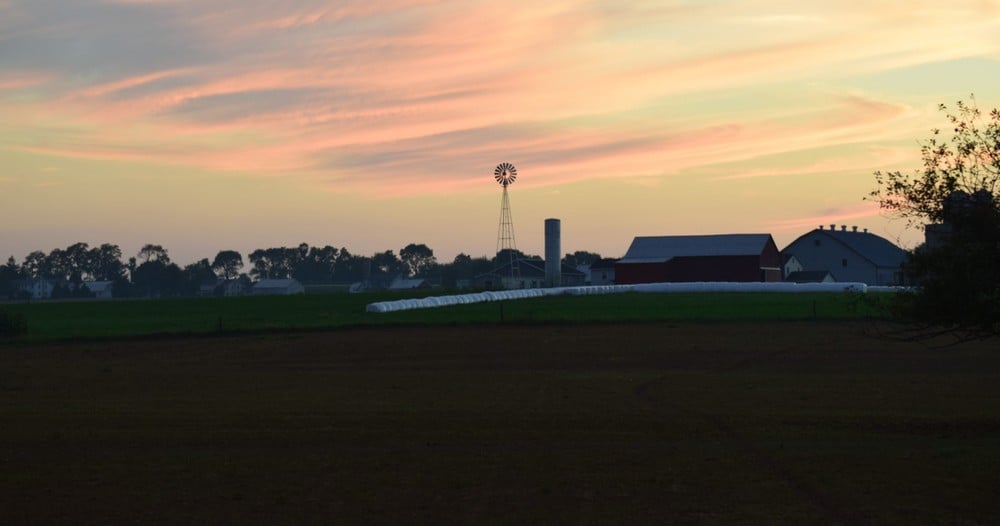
[{"left": 2, "top": 322, "right": 999, "bottom": 524}]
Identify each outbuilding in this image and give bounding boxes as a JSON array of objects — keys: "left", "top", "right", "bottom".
[
  {"left": 252, "top": 278, "right": 305, "bottom": 296},
  {"left": 475, "top": 258, "right": 586, "bottom": 290},
  {"left": 615, "top": 234, "right": 782, "bottom": 284}
]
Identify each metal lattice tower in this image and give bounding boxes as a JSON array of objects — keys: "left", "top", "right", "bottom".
[{"left": 494, "top": 162, "right": 520, "bottom": 285}]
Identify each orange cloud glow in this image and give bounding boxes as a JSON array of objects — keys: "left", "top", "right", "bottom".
[{"left": 2, "top": 0, "right": 997, "bottom": 261}]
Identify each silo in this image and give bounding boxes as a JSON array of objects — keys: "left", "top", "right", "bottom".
[{"left": 545, "top": 218, "right": 561, "bottom": 287}]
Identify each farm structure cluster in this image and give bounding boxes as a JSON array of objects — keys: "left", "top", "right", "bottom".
[{"left": 488, "top": 222, "right": 909, "bottom": 290}]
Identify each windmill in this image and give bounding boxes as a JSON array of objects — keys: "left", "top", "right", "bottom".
[{"left": 494, "top": 162, "right": 520, "bottom": 286}]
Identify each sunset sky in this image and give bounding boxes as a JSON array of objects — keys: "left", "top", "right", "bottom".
[{"left": 2, "top": 0, "right": 999, "bottom": 265}]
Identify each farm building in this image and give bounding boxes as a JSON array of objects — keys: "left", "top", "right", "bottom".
[
  {"left": 615, "top": 234, "right": 782, "bottom": 284},
  {"left": 781, "top": 225, "right": 909, "bottom": 286},
  {"left": 475, "top": 259, "right": 586, "bottom": 290},
  {"left": 199, "top": 279, "right": 247, "bottom": 297},
  {"left": 11, "top": 278, "right": 55, "bottom": 300},
  {"left": 84, "top": 280, "right": 115, "bottom": 299},
  {"left": 586, "top": 258, "right": 619, "bottom": 285},
  {"left": 388, "top": 277, "right": 431, "bottom": 290},
  {"left": 252, "top": 278, "right": 305, "bottom": 296}
]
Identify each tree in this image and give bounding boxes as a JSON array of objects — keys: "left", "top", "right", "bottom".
[
  {"left": 182, "top": 259, "right": 216, "bottom": 295},
  {"left": 441, "top": 253, "right": 493, "bottom": 288},
  {"left": 212, "top": 250, "right": 244, "bottom": 280},
  {"left": 137, "top": 244, "right": 170, "bottom": 264},
  {"left": 293, "top": 245, "right": 339, "bottom": 283},
  {"left": 132, "top": 260, "right": 182, "bottom": 298},
  {"left": 562, "top": 251, "right": 602, "bottom": 268},
  {"left": 0, "top": 256, "right": 21, "bottom": 298},
  {"left": 63, "top": 242, "right": 91, "bottom": 282},
  {"left": 372, "top": 250, "right": 402, "bottom": 276},
  {"left": 400, "top": 243, "right": 436, "bottom": 277},
  {"left": 89, "top": 244, "right": 125, "bottom": 281},
  {"left": 333, "top": 248, "right": 367, "bottom": 282},
  {"left": 21, "top": 251, "right": 46, "bottom": 279},
  {"left": 869, "top": 97, "right": 1000, "bottom": 332}
]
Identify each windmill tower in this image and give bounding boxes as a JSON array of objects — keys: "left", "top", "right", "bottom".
[{"left": 494, "top": 162, "right": 520, "bottom": 286}]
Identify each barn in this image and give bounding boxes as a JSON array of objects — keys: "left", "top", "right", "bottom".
[
  {"left": 615, "top": 234, "right": 783, "bottom": 284},
  {"left": 781, "top": 225, "right": 908, "bottom": 286}
]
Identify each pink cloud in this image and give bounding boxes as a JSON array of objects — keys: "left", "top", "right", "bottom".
[
  {"left": 768, "top": 202, "right": 884, "bottom": 232},
  {"left": 0, "top": 72, "right": 52, "bottom": 90},
  {"left": 4, "top": 0, "right": 996, "bottom": 201}
]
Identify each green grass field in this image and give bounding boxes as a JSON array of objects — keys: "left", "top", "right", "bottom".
[{"left": 0, "top": 291, "right": 890, "bottom": 343}]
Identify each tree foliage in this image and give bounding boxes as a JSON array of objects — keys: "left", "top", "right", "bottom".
[
  {"left": 400, "top": 243, "right": 436, "bottom": 277},
  {"left": 211, "top": 250, "right": 244, "bottom": 280},
  {"left": 562, "top": 251, "right": 602, "bottom": 268},
  {"left": 869, "top": 97, "right": 1000, "bottom": 333},
  {"left": 871, "top": 98, "right": 1000, "bottom": 225}
]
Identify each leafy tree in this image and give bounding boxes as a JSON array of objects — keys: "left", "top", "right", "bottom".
[
  {"left": 248, "top": 247, "right": 298, "bottom": 280},
  {"left": 0, "top": 256, "right": 21, "bottom": 298},
  {"left": 89, "top": 244, "right": 125, "bottom": 281},
  {"left": 333, "top": 248, "right": 367, "bottom": 282},
  {"left": 211, "top": 250, "right": 244, "bottom": 280},
  {"left": 293, "top": 245, "right": 339, "bottom": 283},
  {"left": 182, "top": 259, "right": 217, "bottom": 295},
  {"left": 63, "top": 242, "right": 91, "bottom": 282},
  {"left": 21, "top": 251, "right": 46, "bottom": 279},
  {"left": 562, "top": 251, "right": 602, "bottom": 268},
  {"left": 372, "top": 250, "right": 403, "bottom": 276},
  {"left": 871, "top": 98, "right": 1000, "bottom": 224},
  {"left": 137, "top": 244, "right": 170, "bottom": 264},
  {"left": 41, "top": 248, "right": 70, "bottom": 281},
  {"left": 441, "top": 253, "right": 492, "bottom": 288},
  {"left": 869, "top": 97, "right": 1000, "bottom": 332},
  {"left": 400, "top": 243, "right": 436, "bottom": 277},
  {"left": 132, "top": 260, "right": 183, "bottom": 298}
]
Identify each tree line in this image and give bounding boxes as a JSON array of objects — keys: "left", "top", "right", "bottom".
[{"left": 0, "top": 240, "right": 602, "bottom": 300}]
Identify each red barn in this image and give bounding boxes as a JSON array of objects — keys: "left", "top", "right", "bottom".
[{"left": 615, "top": 234, "right": 782, "bottom": 284}]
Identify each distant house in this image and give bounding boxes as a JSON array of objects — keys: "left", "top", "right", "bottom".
[
  {"left": 615, "top": 234, "right": 782, "bottom": 284},
  {"left": 252, "top": 278, "right": 305, "bottom": 296},
  {"left": 199, "top": 279, "right": 246, "bottom": 297},
  {"left": 84, "top": 280, "right": 115, "bottom": 299},
  {"left": 785, "top": 270, "right": 835, "bottom": 283},
  {"left": 388, "top": 277, "right": 431, "bottom": 290},
  {"left": 11, "top": 278, "right": 55, "bottom": 300},
  {"left": 588, "top": 258, "right": 619, "bottom": 285},
  {"left": 781, "top": 225, "right": 909, "bottom": 286},
  {"left": 475, "top": 259, "right": 586, "bottom": 290}
]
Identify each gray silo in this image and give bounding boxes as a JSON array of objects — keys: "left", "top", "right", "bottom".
[{"left": 545, "top": 218, "right": 561, "bottom": 287}]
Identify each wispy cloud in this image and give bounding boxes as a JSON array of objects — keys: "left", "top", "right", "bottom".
[
  {"left": 768, "top": 202, "right": 884, "bottom": 232},
  {"left": 1, "top": 0, "right": 998, "bottom": 260}
]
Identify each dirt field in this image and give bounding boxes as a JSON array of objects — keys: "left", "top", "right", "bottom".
[{"left": 2, "top": 321, "right": 999, "bottom": 525}]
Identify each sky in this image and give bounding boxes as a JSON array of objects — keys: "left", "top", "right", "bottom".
[{"left": 2, "top": 0, "right": 999, "bottom": 265}]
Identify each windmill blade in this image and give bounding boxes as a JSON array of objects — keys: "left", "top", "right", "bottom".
[{"left": 494, "top": 162, "right": 517, "bottom": 186}]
